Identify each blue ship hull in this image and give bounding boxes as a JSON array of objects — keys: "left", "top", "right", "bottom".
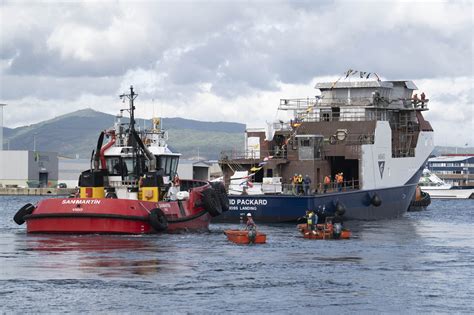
[{"left": 214, "top": 184, "right": 417, "bottom": 223}]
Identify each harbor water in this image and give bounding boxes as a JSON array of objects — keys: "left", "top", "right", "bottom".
[{"left": 1, "top": 196, "right": 473, "bottom": 313}]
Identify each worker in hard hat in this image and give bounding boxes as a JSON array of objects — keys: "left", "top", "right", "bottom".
[
  {"left": 245, "top": 213, "right": 257, "bottom": 243},
  {"left": 245, "top": 213, "right": 256, "bottom": 230}
]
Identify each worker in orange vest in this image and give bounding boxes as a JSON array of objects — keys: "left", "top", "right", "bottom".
[
  {"left": 336, "top": 172, "right": 344, "bottom": 192},
  {"left": 323, "top": 175, "right": 331, "bottom": 193}
]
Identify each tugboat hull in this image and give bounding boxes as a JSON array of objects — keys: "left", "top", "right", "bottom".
[{"left": 23, "top": 198, "right": 211, "bottom": 234}]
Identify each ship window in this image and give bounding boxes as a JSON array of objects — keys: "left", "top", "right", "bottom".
[
  {"left": 171, "top": 157, "right": 179, "bottom": 175},
  {"left": 157, "top": 156, "right": 179, "bottom": 176},
  {"left": 321, "top": 113, "right": 331, "bottom": 121},
  {"left": 123, "top": 158, "right": 134, "bottom": 176},
  {"left": 106, "top": 157, "right": 121, "bottom": 175},
  {"left": 331, "top": 107, "right": 340, "bottom": 121},
  {"left": 165, "top": 157, "right": 171, "bottom": 175},
  {"left": 266, "top": 169, "right": 273, "bottom": 177},
  {"left": 297, "top": 135, "right": 323, "bottom": 160},
  {"left": 301, "top": 139, "right": 311, "bottom": 147}
]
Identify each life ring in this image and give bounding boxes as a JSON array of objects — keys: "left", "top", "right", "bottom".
[
  {"left": 149, "top": 208, "right": 168, "bottom": 232},
  {"left": 14, "top": 203, "right": 35, "bottom": 225},
  {"left": 329, "top": 135, "right": 337, "bottom": 145},
  {"left": 202, "top": 188, "right": 222, "bottom": 217},
  {"left": 210, "top": 182, "right": 229, "bottom": 212},
  {"left": 336, "top": 130, "right": 347, "bottom": 141}
]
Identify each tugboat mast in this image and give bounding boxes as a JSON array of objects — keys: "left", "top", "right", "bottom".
[
  {"left": 119, "top": 85, "right": 140, "bottom": 180},
  {"left": 120, "top": 85, "right": 138, "bottom": 140}
]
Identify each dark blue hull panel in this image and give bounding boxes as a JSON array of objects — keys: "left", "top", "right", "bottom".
[{"left": 214, "top": 184, "right": 417, "bottom": 223}]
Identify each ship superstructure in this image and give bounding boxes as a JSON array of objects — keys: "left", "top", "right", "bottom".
[{"left": 218, "top": 78, "right": 434, "bottom": 221}]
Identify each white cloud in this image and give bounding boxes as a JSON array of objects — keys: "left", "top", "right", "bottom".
[{"left": 0, "top": 0, "right": 472, "bottom": 147}]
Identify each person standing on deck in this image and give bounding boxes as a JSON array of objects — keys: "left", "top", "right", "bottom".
[
  {"left": 336, "top": 172, "right": 344, "bottom": 192},
  {"left": 303, "top": 175, "right": 312, "bottom": 195},
  {"left": 297, "top": 174, "right": 303, "bottom": 195},
  {"left": 323, "top": 175, "right": 331, "bottom": 193},
  {"left": 420, "top": 92, "right": 426, "bottom": 108},
  {"left": 412, "top": 93, "right": 419, "bottom": 107},
  {"left": 292, "top": 173, "right": 298, "bottom": 195}
]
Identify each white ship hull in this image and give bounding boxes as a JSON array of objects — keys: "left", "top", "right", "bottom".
[{"left": 421, "top": 187, "right": 474, "bottom": 199}]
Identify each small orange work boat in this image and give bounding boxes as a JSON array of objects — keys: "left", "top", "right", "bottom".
[
  {"left": 224, "top": 229, "right": 267, "bottom": 244},
  {"left": 297, "top": 223, "right": 351, "bottom": 240}
]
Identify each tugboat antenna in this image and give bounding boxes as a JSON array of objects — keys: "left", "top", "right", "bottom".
[{"left": 119, "top": 85, "right": 138, "bottom": 135}]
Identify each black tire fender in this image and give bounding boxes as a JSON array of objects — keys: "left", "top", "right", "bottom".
[
  {"left": 14, "top": 203, "right": 35, "bottom": 225},
  {"left": 202, "top": 188, "right": 222, "bottom": 217},
  {"left": 210, "top": 182, "right": 229, "bottom": 212},
  {"left": 371, "top": 193, "right": 382, "bottom": 207},
  {"left": 335, "top": 201, "right": 346, "bottom": 216},
  {"left": 149, "top": 208, "right": 168, "bottom": 232}
]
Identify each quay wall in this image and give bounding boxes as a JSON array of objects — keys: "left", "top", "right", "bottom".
[{"left": 0, "top": 188, "right": 76, "bottom": 196}]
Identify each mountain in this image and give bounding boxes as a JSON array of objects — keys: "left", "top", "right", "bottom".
[
  {"left": 3, "top": 109, "right": 246, "bottom": 159},
  {"left": 432, "top": 146, "right": 473, "bottom": 156},
  {"left": 3, "top": 109, "right": 471, "bottom": 159}
]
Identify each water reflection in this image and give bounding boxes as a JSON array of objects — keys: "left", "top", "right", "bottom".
[
  {"left": 79, "top": 257, "right": 162, "bottom": 276},
  {"left": 16, "top": 235, "right": 170, "bottom": 278},
  {"left": 24, "top": 235, "right": 156, "bottom": 252}
]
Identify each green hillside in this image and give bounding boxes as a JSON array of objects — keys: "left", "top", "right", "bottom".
[
  {"left": 3, "top": 109, "right": 245, "bottom": 159},
  {"left": 4, "top": 109, "right": 471, "bottom": 159}
]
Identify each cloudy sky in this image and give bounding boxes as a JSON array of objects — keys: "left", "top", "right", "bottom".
[{"left": 0, "top": 0, "right": 473, "bottom": 146}]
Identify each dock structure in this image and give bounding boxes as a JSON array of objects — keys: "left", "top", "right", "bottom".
[{"left": 0, "top": 187, "right": 76, "bottom": 196}]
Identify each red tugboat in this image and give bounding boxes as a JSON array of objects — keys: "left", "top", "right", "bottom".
[{"left": 13, "top": 86, "right": 228, "bottom": 234}]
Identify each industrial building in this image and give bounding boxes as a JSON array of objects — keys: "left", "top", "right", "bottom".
[
  {"left": 0, "top": 151, "right": 58, "bottom": 188},
  {"left": 426, "top": 154, "right": 473, "bottom": 186}
]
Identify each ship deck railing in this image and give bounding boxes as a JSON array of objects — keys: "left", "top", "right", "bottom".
[
  {"left": 233, "top": 180, "right": 360, "bottom": 196},
  {"left": 109, "top": 179, "right": 139, "bottom": 188},
  {"left": 279, "top": 97, "right": 429, "bottom": 111},
  {"left": 280, "top": 180, "right": 360, "bottom": 195},
  {"left": 220, "top": 149, "right": 288, "bottom": 162}
]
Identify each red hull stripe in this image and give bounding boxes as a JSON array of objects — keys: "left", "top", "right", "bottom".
[
  {"left": 25, "top": 213, "right": 148, "bottom": 221},
  {"left": 24, "top": 209, "right": 209, "bottom": 224}
]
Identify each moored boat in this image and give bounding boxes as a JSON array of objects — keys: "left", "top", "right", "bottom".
[
  {"left": 224, "top": 229, "right": 267, "bottom": 244},
  {"left": 216, "top": 73, "right": 434, "bottom": 222},
  {"left": 13, "top": 86, "right": 228, "bottom": 234},
  {"left": 408, "top": 186, "right": 431, "bottom": 211},
  {"left": 418, "top": 168, "right": 474, "bottom": 199}
]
